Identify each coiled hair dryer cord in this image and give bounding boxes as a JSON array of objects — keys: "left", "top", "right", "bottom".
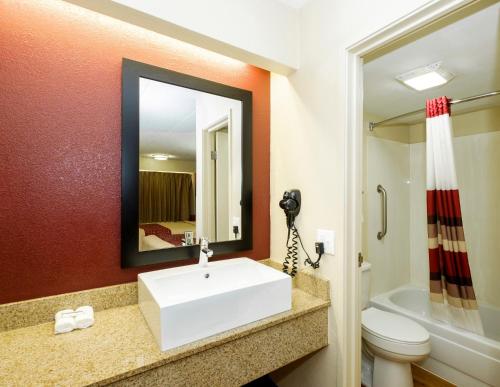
[
  {"left": 282, "top": 225, "right": 299, "bottom": 277},
  {"left": 283, "top": 223, "right": 312, "bottom": 277}
]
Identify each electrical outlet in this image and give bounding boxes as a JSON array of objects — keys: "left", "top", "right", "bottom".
[{"left": 316, "top": 229, "right": 335, "bottom": 255}]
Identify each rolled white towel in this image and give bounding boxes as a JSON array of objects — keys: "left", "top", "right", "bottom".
[
  {"left": 55, "top": 309, "right": 76, "bottom": 334},
  {"left": 55, "top": 309, "right": 74, "bottom": 321},
  {"left": 74, "top": 306, "right": 94, "bottom": 329}
]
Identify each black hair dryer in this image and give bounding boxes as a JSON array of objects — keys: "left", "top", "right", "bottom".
[{"left": 279, "top": 189, "right": 301, "bottom": 229}]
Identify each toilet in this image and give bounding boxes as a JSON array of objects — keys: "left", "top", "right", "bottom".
[{"left": 361, "top": 262, "right": 431, "bottom": 387}]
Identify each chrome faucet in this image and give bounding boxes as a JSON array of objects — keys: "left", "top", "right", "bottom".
[{"left": 199, "top": 237, "right": 213, "bottom": 267}]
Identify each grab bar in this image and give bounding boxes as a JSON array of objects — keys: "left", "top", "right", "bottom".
[{"left": 377, "top": 184, "right": 387, "bottom": 240}]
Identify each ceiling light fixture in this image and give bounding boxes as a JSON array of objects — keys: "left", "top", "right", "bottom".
[
  {"left": 152, "top": 154, "right": 169, "bottom": 161},
  {"left": 396, "top": 62, "right": 454, "bottom": 91}
]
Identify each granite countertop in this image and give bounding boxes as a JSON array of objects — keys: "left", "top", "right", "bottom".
[{"left": 0, "top": 288, "right": 329, "bottom": 386}]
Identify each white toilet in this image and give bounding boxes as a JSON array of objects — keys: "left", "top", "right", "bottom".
[{"left": 361, "top": 262, "right": 431, "bottom": 387}]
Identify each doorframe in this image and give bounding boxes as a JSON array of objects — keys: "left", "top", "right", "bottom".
[
  {"left": 343, "top": 0, "right": 474, "bottom": 385},
  {"left": 201, "top": 111, "right": 232, "bottom": 241}
]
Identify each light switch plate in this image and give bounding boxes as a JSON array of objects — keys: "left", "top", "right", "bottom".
[{"left": 316, "top": 229, "right": 335, "bottom": 255}]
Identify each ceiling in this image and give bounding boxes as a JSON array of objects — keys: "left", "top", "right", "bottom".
[
  {"left": 275, "top": 0, "right": 310, "bottom": 9},
  {"left": 364, "top": 2, "right": 500, "bottom": 124},
  {"left": 139, "top": 78, "right": 197, "bottom": 160}
]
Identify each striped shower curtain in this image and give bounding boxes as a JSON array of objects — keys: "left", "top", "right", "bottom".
[{"left": 426, "top": 96, "right": 484, "bottom": 335}]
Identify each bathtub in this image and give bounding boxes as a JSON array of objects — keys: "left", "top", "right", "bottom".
[{"left": 371, "top": 285, "right": 500, "bottom": 387}]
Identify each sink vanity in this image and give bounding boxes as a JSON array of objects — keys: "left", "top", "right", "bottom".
[{"left": 0, "top": 260, "right": 329, "bottom": 386}]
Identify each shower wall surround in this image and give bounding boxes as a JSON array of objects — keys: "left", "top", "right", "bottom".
[
  {"left": 364, "top": 107, "right": 500, "bottom": 308},
  {"left": 365, "top": 136, "right": 410, "bottom": 296}
]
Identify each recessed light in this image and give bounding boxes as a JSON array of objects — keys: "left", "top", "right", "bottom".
[
  {"left": 152, "top": 154, "right": 169, "bottom": 161},
  {"left": 396, "top": 62, "right": 454, "bottom": 91}
]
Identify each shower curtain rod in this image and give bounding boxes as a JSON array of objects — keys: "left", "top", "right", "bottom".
[{"left": 369, "top": 90, "right": 500, "bottom": 131}]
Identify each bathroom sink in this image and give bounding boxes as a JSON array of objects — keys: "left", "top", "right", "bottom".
[{"left": 138, "top": 258, "right": 292, "bottom": 351}]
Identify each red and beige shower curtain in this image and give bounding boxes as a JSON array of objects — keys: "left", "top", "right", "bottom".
[{"left": 426, "top": 96, "right": 484, "bottom": 335}]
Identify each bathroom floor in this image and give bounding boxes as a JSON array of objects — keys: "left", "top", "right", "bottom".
[
  {"left": 361, "top": 365, "right": 456, "bottom": 387},
  {"left": 411, "top": 365, "right": 456, "bottom": 387}
]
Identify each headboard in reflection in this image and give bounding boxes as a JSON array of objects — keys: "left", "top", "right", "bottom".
[{"left": 122, "top": 59, "right": 252, "bottom": 267}]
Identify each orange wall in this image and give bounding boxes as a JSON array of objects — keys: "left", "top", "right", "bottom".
[{"left": 0, "top": 0, "right": 270, "bottom": 303}]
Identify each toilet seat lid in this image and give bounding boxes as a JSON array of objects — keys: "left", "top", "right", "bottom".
[{"left": 362, "top": 307, "right": 429, "bottom": 344}]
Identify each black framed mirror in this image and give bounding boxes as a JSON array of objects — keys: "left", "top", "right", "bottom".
[{"left": 121, "top": 59, "right": 252, "bottom": 267}]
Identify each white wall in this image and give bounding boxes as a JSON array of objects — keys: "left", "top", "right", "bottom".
[
  {"left": 270, "top": 1, "right": 430, "bottom": 386},
  {"left": 64, "top": 0, "right": 300, "bottom": 73}
]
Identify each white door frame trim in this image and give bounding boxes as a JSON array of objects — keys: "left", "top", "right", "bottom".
[
  {"left": 343, "top": 1, "right": 474, "bottom": 385},
  {"left": 201, "top": 112, "right": 231, "bottom": 241}
]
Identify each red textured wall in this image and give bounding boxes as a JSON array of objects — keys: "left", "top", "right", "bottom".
[{"left": 0, "top": 0, "right": 270, "bottom": 303}]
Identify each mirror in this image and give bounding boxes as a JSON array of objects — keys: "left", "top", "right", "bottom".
[
  {"left": 122, "top": 59, "right": 252, "bottom": 267},
  {"left": 139, "top": 78, "right": 242, "bottom": 250}
]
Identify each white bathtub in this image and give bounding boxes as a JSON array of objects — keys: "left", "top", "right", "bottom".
[{"left": 371, "top": 285, "right": 500, "bottom": 387}]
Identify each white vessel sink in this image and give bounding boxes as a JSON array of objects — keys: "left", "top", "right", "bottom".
[{"left": 138, "top": 258, "right": 292, "bottom": 351}]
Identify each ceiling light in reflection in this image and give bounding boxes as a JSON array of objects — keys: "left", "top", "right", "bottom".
[{"left": 152, "top": 154, "right": 169, "bottom": 161}]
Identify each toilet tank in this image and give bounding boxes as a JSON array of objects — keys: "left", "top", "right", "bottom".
[{"left": 360, "top": 261, "right": 371, "bottom": 310}]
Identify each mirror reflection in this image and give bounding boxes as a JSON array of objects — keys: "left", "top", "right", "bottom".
[{"left": 138, "top": 78, "right": 242, "bottom": 251}]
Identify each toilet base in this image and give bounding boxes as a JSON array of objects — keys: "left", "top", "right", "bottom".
[{"left": 373, "top": 356, "right": 413, "bottom": 387}]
